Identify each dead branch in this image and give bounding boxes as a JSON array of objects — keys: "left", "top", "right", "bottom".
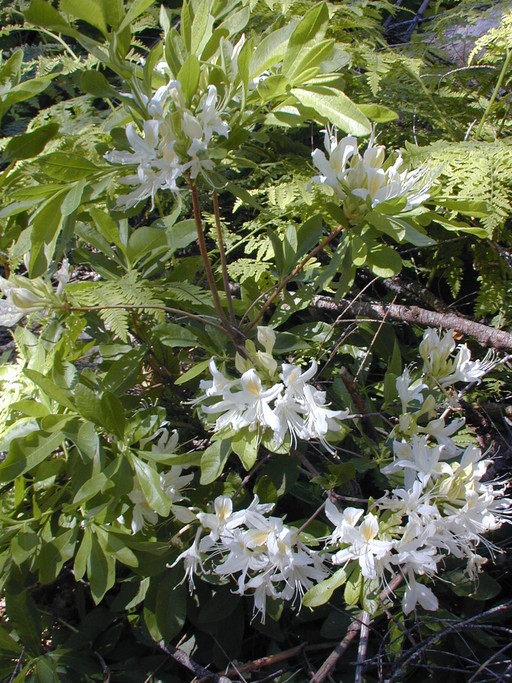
[
  {"left": 311, "top": 573, "right": 404, "bottom": 682},
  {"left": 159, "top": 642, "right": 234, "bottom": 683},
  {"left": 312, "top": 295, "right": 512, "bottom": 351}
]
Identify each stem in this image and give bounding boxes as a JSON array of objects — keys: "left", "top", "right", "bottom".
[
  {"left": 244, "top": 223, "right": 345, "bottom": 334},
  {"left": 212, "top": 191, "right": 236, "bottom": 327},
  {"left": 475, "top": 47, "right": 511, "bottom": 139},
  {"left": 187, "top": 176, "right": 235, "bottom": 337}
]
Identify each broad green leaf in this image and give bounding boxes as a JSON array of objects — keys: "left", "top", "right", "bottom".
[
  {"left": 29, "top": 190, "right": 66, "bottom": 276},
  {"left": 190, "top": 0, "right": 213, "bottom": 55},
  {"left": 24, "top": 369, "right": 75, "bottom": 410},
  {"left": 11, "top": 530, "right": 40, "bottom": 567},
  {"left": 200, "top": 439, "right": 231, "bottom": 484},
  {"left": 303, "top": 567, "right": 348, "bottom": 607},
  {"left": 177, "top": 54, "right": 200, "bottom": 103},
  {"left": 144, "top": 569, "right": 186, "bottom": 642},
  {"left": 25, "top": 0, "right": 71, "bottom": 31},
  {"left": 118, "top": 0, "right": 155, "bottom": 32},
  {"left": 101, "top": 347, "right": 146, "bottom": 394},
  {"left": 218, "top": 6, "right": 250, "bottom": 38},
  {"left": 0, "top": 430, "right": 64, "bottom": 483},
  {"left": 156, "top": 323, "right": 198, "bottom": 348},
  {"left": 3, "top": 123, "right": 59, "bottom": 162},
  {"left": 292, "top": 86, "right": 371, "bottom": 136},
  {"left": 132, "top": 455, "right": 171, "bottom": 516},
  {"left": 61, "top": 179, "right": 86, "bottom": 216},
  {"left": 285, "top": 39, "right": 334, "bottom": 84},
  {"left": 249, "top": 22, "right": 296, "bottom": 79},
  {"left": 37, "top": 528, "right": 78, "bottom": 584},
  {"left": 81, "top": 70, "right": 118, "bottom": 97},
  {"left": 87, "top": 532, "right": 116, "bottom": 603},
  {"left": 231, "top": 428, "right": 259, "bottom": 470},
  {"left": 0, "top": 623, "right": 22, "bottom": 655},
  {"left": 0, "top": 49, "right": 23, "bottom": 87},
  {"left": 34, "top": 657, "right": 59, "bottom": 683},
  {"left": 282, "top": 3, "right": 329, "bottom": 75},
  {"left": 358, "top": 103, "right": 398, "bottom": 123},
  {"left": 175, "top": 358, "right": 210, "bottom": 385},
  {"left": 127, "top": 226, "right": 168, "bottom": 265},
  {"left": 73, "top": 471, "right": 112, "bottom": 505},
  {"left": 60, "top": 0, "right": 108, "bottom": 35},
  {"left": 74, "top": 527, "right": 92, "bottom": 580},
  {"left": 100, "top": 391, "right": 126, "bottom": 439},
  {"left": 344, "top": 564, "right": 362, "bottom": 606},
  {"left": 366, "top": 243, "right": 402, "bottom": 277},
  {"left": 40, "top": 152, "right": 98, "bottom": 181},
  {"left": 5, "top": 588, "right": 41, "bottom": 656}
]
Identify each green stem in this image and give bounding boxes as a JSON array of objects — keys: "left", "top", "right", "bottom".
[{"left": 476, "top": 47, "right": 511, "bottom": 139}]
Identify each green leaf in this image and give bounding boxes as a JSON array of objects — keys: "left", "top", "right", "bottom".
[
  {"left": 25, "top": 0, "right": 71, "bottom": 31},
  {"left": 5, "top": 588, "right": 41, "bottom": 656},
  {"left": 303, "top": 567, "right": 348, "bottom": 607},
  {"left": 100, "top": 391, "right": 126, "bottom": 439},
  {"left": 366, "top": 243, "right": 402, "bottom": 277},
  {"left": 74, "top": 528, "right": 92, "bottom": 580},
  {"left": 118, "top": 0, "right": 155, "bottom": 32},
  {"left": 200, "top": 439, "right": 231, "bottom": 484},
  {"left": 38, "top": 528, "right": 78, "bottom": 584},
  {"left": 132, "top": 455, "right": 171, "bottom": 516},
  {"left": 23, "top": 369, "right": 75, "bottom": 410},
  {"left": 40, "top": 152, "right": 98, "bottom": 181},
  {"left": 60, "top": 0, "right": 108, "bottom": 35},
  {"left": 0, "top": 430, "right": 64, "bottom": 483},
  {"left": 292, "top": 86, "right": 371, "bottom": 136},
  {"left": 231, "top": 428, "right": 259, "bottom": 470},
  {"left": 34, "top": 657, "right": 59, "bottom": 683},
  {"left": 249, "top": 22, "right": 296, "bottom": 79},
  {"left": 358, "top": 103, "right": 398, "bottom": 123},
  {"left": 0, "top": 623, "right": 22, "bottom": 655},
  {"left": 177, "top": 54, "right": 200, "bottom": 104},
  {"left": 3, "top": 123, "right": 59, "bottom": 162},
  {"left": 175, "top": 358, "right": 211, "bottom": 385},
  {"left": 0, "top": 49, "right": 23, "bottom": 87},
  {"left": 87, "top": 531, "right": 116, "bottom": 603},
  {"left": 144, "top": 569, "right": 186, "bottom": 642},
  {"left": 190, "top": 0, "right": 213, "bottom": 55},
  {"left": 127, "top": 226, "right": 168, "bottom": 265},
  {"left": 101, "top": 346, "right": 146, "bottom": 394},
  {"left": 282, "top": 3, "right": 329, "bottom": 75},
  {"left": 156, "top": 323, "right": 198, "bottom": 348},
  {"left": 81, "top": 70, "right": 118, "bottom": 97},
  {"left": 344, "top": 564, "right": 362, "bottom": 606}
]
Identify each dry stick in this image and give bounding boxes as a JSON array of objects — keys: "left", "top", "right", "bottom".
[
  {"left": 188, "top": 176, "right": 234, "bottom": 336},
  {"left": 312, "top": 296, "right": 512, "bottom": 351},
  {"left": 213, "top": 190, "right": 237, "bottom": 328},
  {"left": 222, "top": 644, "right": 306, "bottom": 677},
  {"left": 244, "top": 224, "right": 345, "bottom": 334},
  {"left": 355, "top": 611, "right": 371, "bottom": 683},
  {"left": 311, "top": 573, "right": 404, "bottom": 683},
  {"left": 159, "top": 642, "right": 233, "bottom": 683}
]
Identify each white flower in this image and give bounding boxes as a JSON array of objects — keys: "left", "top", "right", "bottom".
[
  {"left": 325, "top": 499, "right": 365, "bottom": 545},
  {"left": 332, "top": 512, "right": 393, "bottom": 579},
  {"left": 311, "top": 129, "right": 433, "bottom": 216},
  {"left": 396, "top": 368, "right": 427, "bottom": 411},
  {"left": 403, "top": 572, "right": 439, "bottom": 614},
  {"left": 302, "top": 384, "right": 349, "bottom": 452},
  {"left": 127, "top": 482, "right": 159, "bottom": 534}
]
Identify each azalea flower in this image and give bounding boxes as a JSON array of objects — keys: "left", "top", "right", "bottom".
[{"left": 311, "top": 128, "right": 433, "bottom": 219}]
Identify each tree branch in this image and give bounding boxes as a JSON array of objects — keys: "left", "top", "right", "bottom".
[
  {"left": 159, "top": 642, "right": 234, "bottom": 683},
  {"left": 312, "top": 295, "right": 512, "bottom": 351}
]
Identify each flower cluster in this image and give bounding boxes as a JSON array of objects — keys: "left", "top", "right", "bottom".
[
  {"left": 195, "top": 327, "right": 349, "bottom": 452},
  {"left": 325, "top": 328, "right": 509, "bottom": 614},
  {"left": 0, "top": 259, "right": 69, "bottom": 327},
  {"left": 419, "top": 327, "right": 499, "bottom": 387},
  {"left": 174, "top": 495, "right": 328, "bottom": 621},
  {"left": 105, "top": 76, "right": 230, "bottom": 208},
  {"left": 310, "top": 128, "right": 433, "bottom": 222}
]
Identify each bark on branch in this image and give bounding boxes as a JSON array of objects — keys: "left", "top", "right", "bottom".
[{"left": 312, "top": 296, "right": 512, "bottom": 351}]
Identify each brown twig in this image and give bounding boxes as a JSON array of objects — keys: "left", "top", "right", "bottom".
[
  {"left": 222, "top": 644, "right": 306, "bottom": 677},
  {"left": 311, "top": 573, "right": 404, "bottom": 682},
  {"left": 159, "top": 642, "right": 233, "bottom": 682},
  {"left": 312, "top": 296, "right": 512, "bottom": 351},
  {"left": 188, "top": 176, "right": 233, "bottom": 337},
  {"left": 213, "top": 191, "right": 237, "bottom": 328},
  {"left": 355, "top": 611, "right": 371, "bottom": 683},
  {"left": 244, "top": 224, "right": 345, "bottom": 334}
]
